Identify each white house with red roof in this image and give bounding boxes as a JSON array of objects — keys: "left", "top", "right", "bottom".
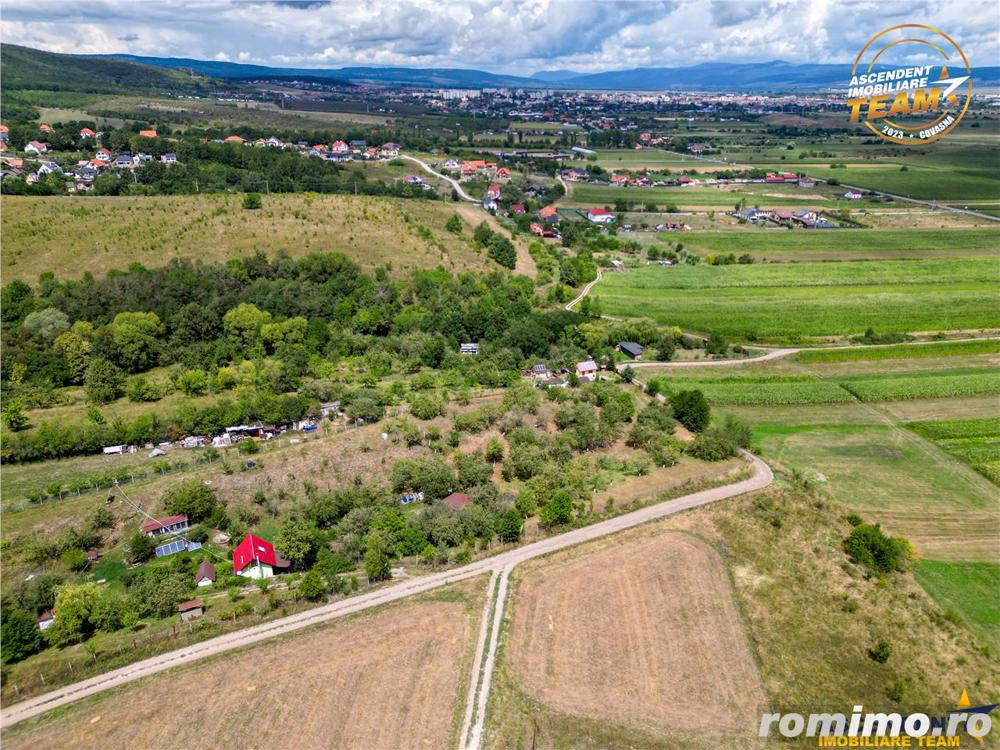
[
  {"left": 844, "top": 189, "right": 864, "bottom": 200},
  {"left": 587, "top": 207, "right": 615, "bottom": 224},
  {"left": 39, "top": 124, "right": 53, "bottom": 133},
  {"left": 495, "top": 167, "right": 510, "bottom": 181},
  {"left": 331, "top": 140, "right": 349, "bottom": 154},
  {"left": 95, "top": 148, "right": 112, "bottom": 162},
  {"left": 25, "top": 141, "right": 48, "bottom": 155},
  {"left": 79, "top": 127, "right": 96, "bottom": 139},
  {"left": 233, "top": 533, "right": 289, "bottom": 579},
  {"left": 486, "top": 184, "right": 501, "bottom": 200}
]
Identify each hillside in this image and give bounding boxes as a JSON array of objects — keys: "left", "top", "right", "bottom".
[{"left": 0, "top": 44, "right": 214, "bottom": 95}]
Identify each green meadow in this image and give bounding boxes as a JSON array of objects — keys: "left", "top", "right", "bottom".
[
  {"left": 592, "top": 259, "right": 999, "bottom": 340},
  {"left": 676, "top": 228, "right": 1000, "bottom": 261},
  {"left": 906, "top": 417, "right": 1000, "bottom": 485},
  {"left": 913, "top": 560, "right": 1000, "bottom": 651}
]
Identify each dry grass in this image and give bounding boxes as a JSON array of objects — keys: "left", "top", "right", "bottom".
[
  {"left": 870, "top": 510, "right": 1000, "bottom": 561},
  {"left": 502, "top": 531, "right": 767, "bottom": 746},
  {"left": 1, "top": 193, "right": 493, "bottom": 283},
  {"left": 3, "top": 580, "right": 485, "bottom": 750}
]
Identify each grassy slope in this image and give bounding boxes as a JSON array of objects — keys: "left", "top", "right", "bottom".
[{"left": 1, "top": 194, "right": 496, "bottom": 282}]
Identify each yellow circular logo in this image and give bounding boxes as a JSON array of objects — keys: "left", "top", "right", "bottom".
[{"left": 847, "top": 24, "right": 972, "bottom": 145}]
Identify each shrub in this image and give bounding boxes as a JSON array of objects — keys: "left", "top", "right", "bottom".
[
  {"left": 163, "top": 480, "right": 220, "bottom": 522},
  {"left": 844, "top": 524, "right": 912, "bottom": 574},
  {"left": 869, "top": 639, "right": 892, "bottom": 663},
  {"left": 298, "top": 570, "right": 327, "bottom": 601},
  {"left": 669, "top": 389, "right": 710, "bottom": 432},
  {"left": 242, "top": 192, "right": 262, "bottom": 210}
]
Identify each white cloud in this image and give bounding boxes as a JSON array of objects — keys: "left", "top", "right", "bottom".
[{"left": 0, "top": 0, "right": 994, "bottom": 73}]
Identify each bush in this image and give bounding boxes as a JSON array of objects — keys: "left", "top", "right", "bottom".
[
  {"left": 869, "top": 639, "right": 892, "bottom": 663},
  {"left": 163, "top": 480, "right": 220, "bottom": 522},
  {"left": 669, "top": 389, "right": 710, "bottom": 432},
  {"left": 60, "top": 547, "right": 90, "bottom": 572},
  {"left": 242, "top": 192, "right": 262, "bottom": 210},
  {"left": 844, "top": 524, "right": 912, "bottom": 574},
  {"left": 298, "top": 569, "right": 327, "bottom": 601}
]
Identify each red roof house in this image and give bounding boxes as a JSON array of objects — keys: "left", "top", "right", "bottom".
[
  {"left": 140, "top": 514, "right": 189, "bottom": 536},
  {"left": 139, "top": 129, "right": 157, "bottom": 138},
  {"left": 441, "top": 492, "right": 471, "bottom": 511},
  {"left": 233, "top": 533, "right": 287, "bottom": 579},
  {"left": 224, "top": 135, "right": 246, "bottom": 144},
  {"left": 80, "top": 127, "right": 96, "bottom": 138}
]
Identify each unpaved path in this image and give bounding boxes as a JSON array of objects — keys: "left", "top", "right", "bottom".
[
  {"left": 2, "top": 453, "right": 772, "bottom": 730},
  {"left": 399, "top": 154, "right": 477, "bottom": 202}
]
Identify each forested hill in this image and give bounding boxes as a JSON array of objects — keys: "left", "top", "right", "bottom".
[{"left": 0, "top": 43, "right": 215, "bottom": 95}]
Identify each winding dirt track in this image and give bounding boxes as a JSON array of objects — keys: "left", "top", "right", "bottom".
[
  {"left": 399, "top": 154, "right": 478, "bottom": 202},
  {"left": 1, "top": 453, "right": 772, "bottom": 731}
]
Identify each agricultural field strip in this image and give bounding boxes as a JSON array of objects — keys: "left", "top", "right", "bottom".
[{"left": 1, "top": 452, "right": 772, "bottom": 729}]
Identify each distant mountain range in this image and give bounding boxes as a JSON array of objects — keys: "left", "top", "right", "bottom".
[
  {"left": 99, "top": 54, "right": 1000, "bottom": 91},
  {"left": 4, "top": 44, "right": 997, "bottom": 93}
]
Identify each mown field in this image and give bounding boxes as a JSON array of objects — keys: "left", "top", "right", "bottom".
[
  {"left": 2, "top": 581, "right": 484, "bottom": 750},
  {"left": 592, "top": 259, "right": 999, "bottom": 340},
  {"left": 1, "top": 194, "right": 494, "bottom": 283},
  {"left": 793, "top": 339, "right": 1000, "bottom": 363},
  {"left": 802, "top": 164, "right": 1000, "bottom": 203},
  {"left": 565, "top": 182, "right": 869, "bottom": 210},
  {"left": 676, "top": 228, "right": 1000, "bottom": 261}
]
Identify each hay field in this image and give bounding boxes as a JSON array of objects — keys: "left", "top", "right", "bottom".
[
  {"left": 502, "top": 532, "right": 766, "bottom": 746},
  {"left": 1, "top": 193, "right": 493, "bottom": 283},
  {"left": 3, "top": 583, "right": 483, "bottom": 750}
]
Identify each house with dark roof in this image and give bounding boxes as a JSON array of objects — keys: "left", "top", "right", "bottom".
[
  {"left": 195, "top": 561, "right": 216, "bottom": 587},
  {"left": 178, "top": 599, "right": 203, "bottom": 622},
  {"left": 616, "top": 342, "right": 644, "bottom": 360},
  {"left": 441, "top": 492, "right": 470, "bottom": 511}
]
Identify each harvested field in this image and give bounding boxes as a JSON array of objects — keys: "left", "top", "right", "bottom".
[
  {"left": 504, "top": 532, "right": 766, "bottom": 744},
  {"left": 3, "top": 584, "right": 483, "bottom": 750}
]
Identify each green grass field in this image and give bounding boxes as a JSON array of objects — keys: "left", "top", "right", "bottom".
[
  {"left": 803, "top": 164, "right": 1000, "bottom": 203},
  {"left": 839, "top": 368, "right": 1000, "bottom": 402},
  {"left": 650, "top": 374, "right": 853, "bottom": 405},
  {"left": 913, "top": 560, "right": 1000, "bottom": 651},
  {"left": 906, "top": 417, "right": 1000, "bottom": 485},
  {"left": 677, "top": 228, "right": 1000, "bottom": 261},
  {"left": 566, "top": 182, "right": 865, "bottom": 209},
  {"left": 593, "top": 259, "right": 999, "bottom": 341},
  {"left": 794, "top": 339, "right": 1000, "bottom": 363}
]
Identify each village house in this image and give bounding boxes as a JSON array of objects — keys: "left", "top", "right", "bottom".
[
  {"left": 79, "top": 127, "right": 96, "bottom": 139},
  {"left": 224, "top": 135, "right": 246, "bottom": 144},
  {"left": 160, "top": 152, "right": 177, "bottom": 164},
  {"left": 844, "top": 189, "right": 864, "bottom": 200},
  {"left": 495, "top": 167, "right": 511, "bottom": 181},
  {"left": 443, "top": 158, "right": 463, "bottom": 170},
  {"left": 39, "top": 124, "right": 53, "bottom": 133},
  {"left": 0, "top": 125, "right": 9, "bottom": 141},
  {"left": 576, "top": 358, "right": 599, "bottom": 381},
  {"left": 771, "top": 207, "right": 793, "bottom": 223},
  {"left": 138, "top": 129, "right": 157, "bottom": 139},
  {"left": 587, "top": 207, "right": 615, "bottom": 224},
  {"left": 233, "top": 533, "right": 288, "bottom": 579},
  {"left": 460, "top": 343, "right": 480, "bottom": 355},
  {"left": 24, "top": 141, "right": 48, "bottom": 155},
  {"left": 37, "top": 161, "right": 62, "bottom": 176},
  {"left": 178, "top": 599, "right": 203, "bottom": 622},
  {"left": 616, "top": 341, "right": 644, "bottom": 360},
  {"left": 486, "top": 184, "right": 501, "bottom": 199},
  {"left": 331, "top": 140, "right": 349, "bottom": 153},
  {"left": 266, "top": 136, "right": 284, "bottom": 148},
  {"left": 510, "top": 203, "right": 526, "bottom": 215},
  {"left": 114, "top": 153, "right": 135, "bottom": 168},
  {"left": 194, "top": 561, "right": 216, "bottom": 587},
  {"left": 441, "top": 492, "right": 471, "bottom": 511},
  {"left": 95, "top": 148, "right": 112, "bottom": 162},
  {"left": 349, "top": 140, "right": 367, "bottom": 149},
  {"left": 798, "top": 177, "right": 816, "bottom": 188},
  {"left": 141, "top": 514, "right": 190, "bottom": 537},
  {"left": 380, "top": 142, "right": 401, "bottom": 157},
  {"left": 538, "top": 204, "right": 559, "bottom": 224},
  {"left": 687, "top": 143, "right": 705, "bottom": 154}
]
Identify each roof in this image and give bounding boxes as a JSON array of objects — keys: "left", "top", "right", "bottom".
[
  {"left": 588, "top": 208, "right": 613, "bottom": 216},
  {"left": 532, "top": 363, "right": 548, "bottom": 373},
  {"left": 177, "top": 599, "right": 203, "bottom": 612},
  {"left": 538, "top": 205, "right": 557, "bottom": 217},
  {"left": 577, "top": 359, "right": 598, "bottom": 372},
  {"left": 233, "top": 533, "right": 277, "bottom": 573},
  {"left": 441, "top": 492, "right": 471, "bottom": 511},
  {"left": 140, "top": 514, "right": 188, "bottom": 534},
  {"left": 224, "top": 135, "right": 245, "bottom": 143},
  {"left": 139, "top": 129, "right": 157, "bottom": 138},
  {"left": 618, "top": 341, "right": 644, "bottom": 357},
  {"left": 195, "top": 561, "right": 216, "bottom": 583},
  {"left": 38, "top": 609, "right": 55, "bottom": 623}
]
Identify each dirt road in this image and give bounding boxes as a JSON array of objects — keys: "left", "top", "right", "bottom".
[
  {"left": 1, "top": 453, "right": 772, "bottom": 731},
  {"left": 400, "top": 154, "right": 477, "bottom": 202}
]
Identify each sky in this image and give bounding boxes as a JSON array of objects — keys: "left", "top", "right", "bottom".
[{"left": 2, "top": 0, "right": 997, "bottom": 74}]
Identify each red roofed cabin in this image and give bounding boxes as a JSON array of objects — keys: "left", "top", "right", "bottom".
[
  {"left": 141, "top": 514, "right": 189, "bottom": 537},
  {"left": 79, "top": 127, "right": 96, "bottom": 139},
  {"left": 233, "top": 533, "right": 288, "bottom": 579},
  {"left": 441, "top": 492, "right": 470, "bottom": 511}
]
